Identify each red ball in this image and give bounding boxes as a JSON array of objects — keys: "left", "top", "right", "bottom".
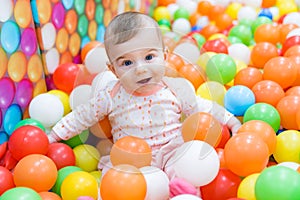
[
  {"left": 200, "top": 168, "right": 242, "bottom": 200},
  {"left": 216, "top": 125, "right": 231, "bottom": 149},
  {"left": 281, "top": 35, "right": 300, "bottom": 55},
  {"left": 0, "top": 142, "right": 7, "bottom": 160},
  {"left": 47, "top": 143, "right": 76, "bottom": 170},
  {"left": 53, "top": 63, "right": 80, "bottom": 93},
  {"left": 8, "top": 125, "right": 49, "bottom": 160},
  {"left": 0, "top": 166, "right": 15, "bottom": 195},
  {"left": 201, "top": 39, "right": 228, "bottom": 54}
]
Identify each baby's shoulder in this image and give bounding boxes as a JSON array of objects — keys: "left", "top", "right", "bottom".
[{"left": 162, "top": 76, "right": 195, "bottom": 92}]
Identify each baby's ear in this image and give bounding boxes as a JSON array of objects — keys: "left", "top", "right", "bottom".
[
  {"left": 107, "top": 62, "right": 115, "bottom": 73},
  {"left": 164, "top": 47, "right": 169, "bottom": 61}
]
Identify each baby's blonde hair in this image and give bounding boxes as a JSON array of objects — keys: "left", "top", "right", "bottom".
[{"left": 104, "top": 11, "right": 164, "bottom": 61}]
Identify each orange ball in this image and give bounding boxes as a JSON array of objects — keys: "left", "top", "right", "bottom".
[
  {"left": 100, "top": 164, "right": 147, "bottom": 200},
  {"left": 263, "top": 56, "right": 297, "bottom": 89},
  {"left": 237, "top": 120, "right": 277, "bottom": 155},
  {"left": 262, "top": 0, "right": 276, "bottom": 8},
  {"left": 181, "top": 112, "right": 222, "bottom": 147},
  {"left": 197, "top": 1, "right": 213, "bottom": 16},
  {"left": 208, "top": 5, "right": 226, "bottom": 21},
  {"left": 254, "top": 24, "right": 280, "bottom": 45},
  {"left": 39, "top": 191, "right": 62, "bottom": 200},
  {"left": 216, "top": 148, "right": 227, "bottom": 169},
  {"left": 286, "top": 86, "right": 300, "bottom": 96},
  {"left": 215, "top": 13, "right": 233, "bottom": 31},
  {"left": 276, "top": 95, "right": 300, "bottom": 130},
  {"left": 110, "top": 136, "right": 152, "bottom": 168},
  {"left": 250, "top": 42, "right": 278, "bottom": 69},
  {"left": 288, "top": 55, "right": 300, "bottom": 86},
  {"left": 279, "top": 23, "right": 299, "bottom": 44},
  {"left": 251, "top": 80, "right": 285, "bottom": 107},
  {"left": 178, "top": 63, "right": 206, "bottom": 90},
  {"left": 13, "top": 154, "right": 58, "bottom": 192},
  {"left": 200, "top": 24, "right": 220, "bottom": 40},
  {"left": 157, "top": 0, "right": 175, "bottom": 6},
  {"left": 90, "top": 116, "right": 112, "bottom": 139},
  {"left": 224, "top": 133, "right": 269, "bottom": 177},
  {"left": 234, "top": 67, "right": 263, "bottom": 89},
  {"left": 167, "top": 53, "right": 185, "bottom": 71},
  {"left": 284, "top": 45, "right": 300, "bottom": 57}
]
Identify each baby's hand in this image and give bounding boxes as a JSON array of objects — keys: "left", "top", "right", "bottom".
[
  {"left": 47, "top": 131, "right": 60, "bottom": 143},
  {"left": 227, "top": 117, "right": 241, "bottom": 136}
]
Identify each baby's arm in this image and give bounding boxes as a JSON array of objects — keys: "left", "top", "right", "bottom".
[{"left": 48, "top": 87, "right": 113, "bottom": 143}]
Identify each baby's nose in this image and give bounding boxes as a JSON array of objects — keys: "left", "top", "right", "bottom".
[{"left": 135, "top": 64, "right": 147, "bottom": 74}]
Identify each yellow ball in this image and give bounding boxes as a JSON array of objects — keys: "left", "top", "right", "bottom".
[
  {"left": 73, "top": 144, "right": 101, "bottom": 172},
  {"left": 225, "top": 2, "right": 243, "bottom": 20},
  {"left": 90, "top": 170, "right": 102, "bottom": 185},
  {"left": 153, "top": 6, "right": 171, "bottom": 21},
  {"left": 196, "top": 52, "right": 216, "bottom": 71},
  {"left": 277, "top": 1, "right": 297, "bottom": 16},
  {"left": 196, "top": 81, "right": 226, "bottom": 106},
  {"left": 273, "top": 130, "right": 300, "bottom": 163},
  {"left": 208, "top": 33, "right": 227, "bottom": 41},
  {"left": 61, "top": 171, "right": 98, "bottom": 200},
  {"left": 48, "top": 89, "right": 71, "bottom": 116},
  {"left": 237, "top": 173, "right": 260, "bottom": 200}
]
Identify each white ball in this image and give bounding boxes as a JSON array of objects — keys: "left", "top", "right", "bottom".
[
  {"left": 172, "top": 18, "right": 191, "bottom": 36},
  {"left": 167, "top": 3, "right": 180, "bottom": 20},
  {"left": 91, "top": 71, "right": 118, "bottom": 95},
  {"left": 173, "top": 42, "right": 200, "bottom": 64},
  {"left": 169, "top": 141, "right": 220, "bottom": 186},
  {"left": 171, "top": 194, "right": 202, "bottom": 200},
  {"left": 140, "top": 166, "right": 170, "bottom": 200},
  {"left": 84, "top": 46, "right": 109, "bottom": 74},
  {"left": 29, "top": 93, "right": 64, "bottom": 128},
  {"left": 277, "top": 162, "right": 300, "bottom": 171},
  {"left": 284, "top": 12, "right": 300, "bottom": 27},
  {"left": 228, "top": 43, "right": 251, "bottom": 64},
  {"left": 237, "top": 6, "right": 257, "bottom": 21},
  {"left": 41, "top": 23, "right": 56, "bottom": 50},
  {"left": 286, "top": 28, "right": 300, "bottom": 39},
  {"left": 69, "top": 84, "right": 92, "bottom": 110}
]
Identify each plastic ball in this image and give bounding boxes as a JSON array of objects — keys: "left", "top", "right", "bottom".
[
  {"left": 224, "top": 85, "right": 255, "bottom": 116},
  {"left": 14, "top": 118, "right": 45, "bottom": 132},
  {"left": 29, "top": 93, "right": 64, "bottom": 128},
  {"left": 169, "top": 140, "right": 220, "bottom": 186},
  {"left": 73, "top": 144, "right": 100, "bottom": 172},
  {"left": 201, "top": 39, "right": 228, "bottom": 54},
  {"left": 234, "top": 67, "right": 263, "bottom": 88},
  {"left": 61, "top": 171, "right": 98, "bottom": 200},
  {"left": 281, "top": 35, "right": 300, "bottom": 55},
  {"left": 174, "top": 7, "right": 190, "bottom": 20},
  {"left": 200, "top": 168, "right": 242, "bottom": 200},
  {"left": 89, "top": 116, "right": 112, "bottom": 139},
  {"left": 276, "top": 95, "right": 300, "bottom": 130},
  {"left": 53, "top": 63, "right": 80, "bottom": 93},
  {"left": 263, "top": 56, "right": 297, "bottom": 89},
  {"left": 243, "top": 103, "right": 281, "bottom": 132},
  {"left": 228, "top": 24, "right": 252, "bottom": 46},
  {"left": 224, "top": 133, "right": 269, "bottom": 177},
  {"left": 46, "top": 142, "right": 76, "bottom": 170},
  {"left": 206, "top": 53, "right": 237, "bottom": 84},
  {"left": 173, "top": 41, "right": 200, "bottom": 64},
  {"left": 255, "top": 166, "right": 300, "bottom": 200},
  {"left": 237, "top": 173, "right": 260, "bottom": 200},
  {"left": 48, "top": 89, "right": 71, "bottom": 116},
  {"left": 250, "top": 42, "right": 278, "bottom": 69},
  {"left": 100, "top": 164, "right": 147, "bottom": 200},
  {"left": 251, "top": 80, "right": 285, "bottom": 107},
  {"left": 228, "top": 43, "right": 251, "bottom": 64},
  {"left": 0, "top": 166, "right": 15, "bottom": 195},
  {"left": 172, "top": 18, "right": 191, "bottom": 36},
  {"left": 273, "top": 130, "right": 300, "bottom": 163},
  {"left": 171, "top": 194, "right": 202, "bottom": 200},
  {"left": 140, "top": 166, "right": 170, "bottom": 200},
  {"left": 1, "top": 187, "right": 42, "bottom": 200},
  {"left": 110, "top": 136, "right": 152, "bottom": 168},
  {"left": 96, "top": 139, "right": 113, "bottom": 157},
  {"left": 69, "top": 84, "right": 92, "bottom": 110},
  {"left": 39, "top": 191, "right": 62, "bottom": 200},
  {"left": 286, "top": 86, "right": 300, "bottom": 96},
  {"left": 196, "top": 81, "right": 226, "bottom": 106},
  {"left": 62, "top": 129, "right": 89, "bottom": 148},
  {"left": 13, "top": 154, "right": 58, "bottom": 192},
  {"left": 8, "top": 125, "right": 49, "bottom": 160},
  {"left": 238, "top": 120, "right": 277, "bottom": 155},
  {"left": 51, "top": 166, "right": 83, "bottom": 196},
  {"left": 178, "top": 63, "right": 206, "bottom": 89},
  {"left": 153, "top": 6, "right": 171, "bottom": 21},
  {"left": 182, "top": 112, "right": 222, "bottom": 147}
]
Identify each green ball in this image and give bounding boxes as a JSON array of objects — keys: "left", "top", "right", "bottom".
[
  {"left": 229, "top": 24, "right": 253, "bottom": 46},
  {"left": 51, "top": 166, "right": 83, "bottom": 196},
  {"left": 227, "top": 36, "right": 242, "bottom": 44},
  {"left": 14, "top": 118, "right": 45, "bottom": 132},
  {"left": 158, "top": 19, "right": 171, "bottom": 28},
  {"left": 192, "top": 33, "right": 206, "bottom": 48},
  {"left": 62, "top": 129, "right": 89, "bottom": 148},
  {"left": 255, "top": 166, "right": 300, "bottom": 200},
  {"left": 251, "top": 16, "right": 273, "bottom": 33},
  {"left": 206, "top": 53, "right": 237, "bottom": 84},
  {"left": 174, "top": 7, "right": 190, "bottom": 20},
  {"left": 1, "top": 187, "right": 42, "bottom": 200},
  {"left": 243, "top": 103, "right": 281, "bottom": 132}
]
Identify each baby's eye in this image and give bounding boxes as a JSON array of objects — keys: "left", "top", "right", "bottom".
[
  {"left": 145, "top": 54, "right": 154, "bottom": 61},
  {"left": 123, "top": 60, "right": 133, "bottom": 66}
]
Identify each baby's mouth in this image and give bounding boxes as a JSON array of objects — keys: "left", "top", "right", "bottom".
[{"left": 137, "top": 77, "right": 152, "bottom": 84}]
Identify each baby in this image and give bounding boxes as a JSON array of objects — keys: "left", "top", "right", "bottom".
[{"left": 48, "top": 11, "right": 241, "bottom": 198}]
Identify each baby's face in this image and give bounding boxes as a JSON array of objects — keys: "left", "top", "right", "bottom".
[{"left": 108, "top": 28, "right": 165, "bottom": 94}]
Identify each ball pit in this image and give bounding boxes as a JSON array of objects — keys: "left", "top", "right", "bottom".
[{"left": 1, "top": 0, "right": 300, "bottom": 199}]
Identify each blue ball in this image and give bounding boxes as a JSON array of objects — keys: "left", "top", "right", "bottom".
[
  {"left": 224, "top": 85, "right": 255, "bottom": 116},
  {"left": 258, "top": 8, "right": 273, "bottom": 20}
]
